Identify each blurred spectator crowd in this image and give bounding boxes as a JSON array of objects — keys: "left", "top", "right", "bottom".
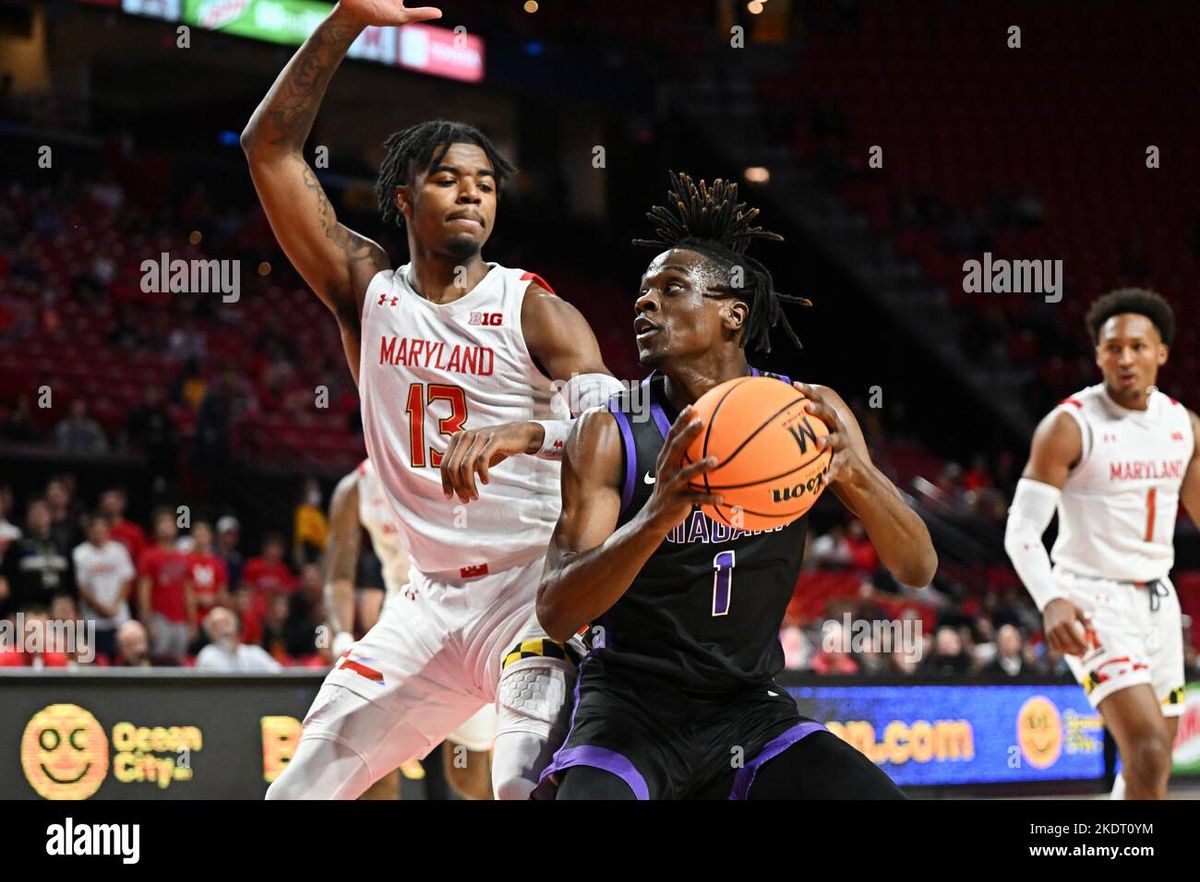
[
  {"left": 0, "top": 475, "right": 334, "bottom": 670},
  {"left": 783, "top": 515, "right": 1200, "bottom": 683}
]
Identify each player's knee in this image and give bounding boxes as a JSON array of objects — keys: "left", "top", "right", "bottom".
[
  {"left": 498, "top": 658, "right": 574, "bottom": 725},
  {"left": 1124, "top": 731, "right": 1173, "bottom": 785}
]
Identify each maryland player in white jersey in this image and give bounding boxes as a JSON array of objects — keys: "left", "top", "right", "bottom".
[
  {"left": 323, "top": 459, "right": 496, "bottom": 799},
  {"left": 242, "top": 0, "right": 622, "bottom": 799},
  {"left": 1006, "top": 289, "right": 1200, "bottom": 799}
]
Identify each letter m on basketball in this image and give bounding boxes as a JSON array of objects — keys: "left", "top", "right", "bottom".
[{"left": 787, "top": 417, "right": 820, "bottom": 454}]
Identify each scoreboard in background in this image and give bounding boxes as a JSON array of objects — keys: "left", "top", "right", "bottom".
[
  {"left": 785, "top": 680, "right": 1108, "bottom": 788},
  {"left": 111, "top": 0, "right": 485, "bottom": 81}
]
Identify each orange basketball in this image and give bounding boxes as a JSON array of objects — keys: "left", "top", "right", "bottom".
[{"left": 684, "top": 376, "right": 832, "bottom": 530}]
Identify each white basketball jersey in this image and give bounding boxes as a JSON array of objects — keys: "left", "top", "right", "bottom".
[
  {"left": 1052, "top": 383, "right": 1195, "bottom": 581},
  {"left": 358, "top": 263, "right": 562, "bottom": 579},
  {"left": 356, "top": 459, "right": 409, "bottom": 595}
]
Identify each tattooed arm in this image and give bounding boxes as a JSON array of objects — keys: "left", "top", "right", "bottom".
[{"left": 240, "top": 1, "right": 441, "bottom": 380}]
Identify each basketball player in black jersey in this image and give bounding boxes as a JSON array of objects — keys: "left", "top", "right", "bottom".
[{"left": 534, "top": 173, "right": 937, "bottom": 799}]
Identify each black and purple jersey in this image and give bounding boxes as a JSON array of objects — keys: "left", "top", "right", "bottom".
[{"left": 592, "top": 367, "right": 809, "bottom": 695}]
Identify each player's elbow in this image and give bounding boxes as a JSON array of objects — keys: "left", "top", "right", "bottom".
[
  {"left": 1002, "top": 517, "right": 1027, "bottom": 566},
  {"left": 240, "top": 124, "right": 283, "bottom": 160},
  {"left": 888, "top": 521, "right": 938, "bottom": 587},
  {"left": 239, "top": 124, "right": 260, "bottom": 156},
  {"left": 904, "top": 546, "right": 939, "bottom": 588},
  {"left": 535, "top": 579, "right": 576, "bottom": 644}
]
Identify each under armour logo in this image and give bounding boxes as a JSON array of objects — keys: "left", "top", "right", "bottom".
[
  {"left": 1172, "top": 431, "right": 1185, "bottom": 442},
  {"left": 1102, "top": 433, "right": 1118, "bottom": 442}
]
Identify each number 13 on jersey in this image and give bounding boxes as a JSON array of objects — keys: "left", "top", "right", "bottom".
[{"left": 405, "top": 383, "right": 468, "bottom": 468}]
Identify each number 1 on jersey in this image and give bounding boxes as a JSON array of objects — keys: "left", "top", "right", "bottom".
[
  {"left": 712, "top": 550, "right": 735, "bottom": 616},
  {"left": 1144, "top": 487, "right": 1157, "bottom": 542}
]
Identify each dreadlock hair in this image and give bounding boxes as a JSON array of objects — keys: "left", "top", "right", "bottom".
[
  {"left": 632, "top": 170, "right": 810, "bottom": 355},
  {"left": 1084, "top": 287, "right": 1174, "bottom": 346},
  {"left": 375, "top": 120, "right": 517, "bottom": 229}
]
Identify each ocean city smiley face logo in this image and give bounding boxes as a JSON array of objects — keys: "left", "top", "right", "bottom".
[
  {"left": 1016, "top": 696, "right": 1063, "bottom": 770},
  {"left": 22, "top": 704, "right": 110, "bottom": 800}
]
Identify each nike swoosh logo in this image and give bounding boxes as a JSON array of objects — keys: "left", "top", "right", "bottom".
[
  {"left": 643, "top": 472, "right": 656, "bottom": 484},
  {"left": 767, "top": 690, "right": 779, "bottom": 697}
]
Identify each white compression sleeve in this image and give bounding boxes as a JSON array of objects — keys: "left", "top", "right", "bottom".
[
  {"left": 534, "top": 373, "right": 626, "bottom": 460},
  {"left": 1003, "top": 478, "right": 1067, "bottom": 611}
]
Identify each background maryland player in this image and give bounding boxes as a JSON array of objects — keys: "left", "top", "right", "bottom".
[{"left": 1006, "top": 288, "right": 1200, "bottom": 800}]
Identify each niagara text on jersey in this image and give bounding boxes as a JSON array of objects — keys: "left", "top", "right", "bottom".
[
  {"left": 1052, "top": 383, "right": 1196, "bottom": 581},
  {"left": 358, "top": 264, "right": 563, "bottom": 579}
]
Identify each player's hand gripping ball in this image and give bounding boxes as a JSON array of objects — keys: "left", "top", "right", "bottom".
[{"left": 684, "top": 377, "right": 832, "bottom": 531}]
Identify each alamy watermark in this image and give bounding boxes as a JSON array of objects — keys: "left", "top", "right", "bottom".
[
  {"left": 0, "top": 613, "right": 96, "bottom": 663},
  {"left": 962, "top": 252, "right": 1062, "bottom": 303},
  {"left": 140, "top": 252, "right": 240, "bottom": 303},
  {"left": 821, "top": 613, "right": 923, "bottom": 661},
  {"left": 548, "top": 374, "right": 651, "bottom": 423}
]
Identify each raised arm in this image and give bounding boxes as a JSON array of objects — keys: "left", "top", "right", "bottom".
[
  {"left": 240, "top": 2, "right": 441, "bottom": 365},
  {"left": 796, "top": 382, "right": 938, "bottom": 587},
  {"left": 536, "top": 405, "right": 720, "bottom": 642}
]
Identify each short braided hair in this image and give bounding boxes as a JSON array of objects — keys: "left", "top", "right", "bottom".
[{"left": 375, "top": 119, "right": 516, "bottom": 228}]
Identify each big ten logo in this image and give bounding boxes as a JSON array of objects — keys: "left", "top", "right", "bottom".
[
  {"left": 261, "top": 716, "right": 303, "bottom": 783},
  {"left": 111, "top": 722, "right": 203, "bottom": 790},
  {"left": 21, "top": 704, "right": 110, "bottom": 800},
  {"left": 468, "top": 311, "right": 503, "bottom": 326}
]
